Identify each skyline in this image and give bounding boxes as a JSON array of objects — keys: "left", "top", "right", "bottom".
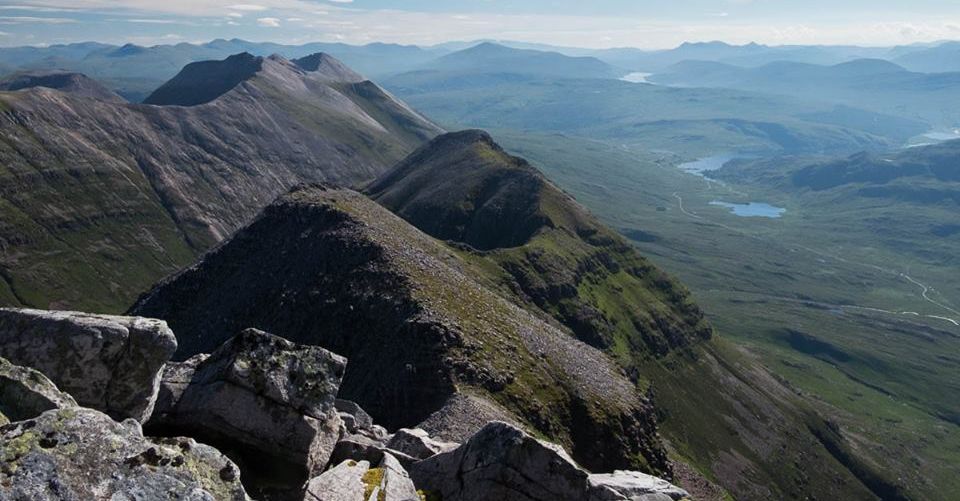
[{"left": 1, "top": 1, "right": 960, "bottom": 48}]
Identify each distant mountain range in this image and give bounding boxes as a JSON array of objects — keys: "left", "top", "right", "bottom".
[
  {"left": 2, "top": 38, "right": 959, "bottom": 101},
  {"left": 650, "top": 58, "right": 960, "bottom": 126},
  {"left": 0, "top": 52, "right": 440, "bottom": 311}
]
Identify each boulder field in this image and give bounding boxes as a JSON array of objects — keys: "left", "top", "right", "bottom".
[{"left": 0, "top": 307, "right": 689, "bottom": 501}]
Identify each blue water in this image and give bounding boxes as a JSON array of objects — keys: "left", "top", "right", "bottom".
[
  {"left": 677, "top": 154, "right": 739, "bottom": 176},
  {"left": 710, "top": 201, "right": 786, "bottom": 218}
]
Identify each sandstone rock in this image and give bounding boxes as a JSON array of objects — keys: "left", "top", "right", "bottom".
[
  {"left": 590, "top": 471, "right": 690, "bottom": 500},
  {"left": 411, "top": 421, "right": 685, "bottom": 501},
  {"left": 386, "top": 428, "right": 458, "bottom": 460},
  {"left": 0, "top": 407, "right": 248, "bottom": 500},
  {"left": 0, "top": 356, "right": 76, "bottom": 425},
  {"left": 148, "top": 328, "right": 345, "bottom": 496},
  {"left": 304, "top": 460, "right": 369, "bottom": 501},
  {"left": 0, "top": 308, "right": 177, "bottom": 422}
]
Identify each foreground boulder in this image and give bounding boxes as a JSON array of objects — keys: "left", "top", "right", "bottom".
[
  {"left": 148, "top": 328, "right": 346, "bottom": 497},
  {"left": 411, "top": 421, "right": 688, "bottom": 501},
  {"left": 305, "top": 453, "right": 418, "bottom": 501},
  {"left": 0, "top": 407, "right": 248, "bottom": 500},
  {"left": 0, "top": 308, "right": 177, "bottom": 422},
  {"left": 0, "top": 356, "right": 76, "bottom": 425}
]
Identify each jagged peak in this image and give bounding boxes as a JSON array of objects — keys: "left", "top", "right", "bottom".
[
  {"left": 143, "top": 52, "right": 267, "bottom": 106},
  {"left": 292, "top": 52, "right": 365, "bottom": 82}
]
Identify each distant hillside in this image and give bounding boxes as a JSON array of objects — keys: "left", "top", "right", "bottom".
[
  {"left": 894, "top": 41, "right": 960, "bottom": 73},
  {"left": 650, "top": 58, "right": 960, "bottom": 127},
  {"left": 419, "top": 42, "right": 624, "bottom": 79},
  {"left": 0, "top": 71, "right": 124, "bottom": 102},
  {"left": 0, "top": 53, "right": 441, "bottom": 312}
]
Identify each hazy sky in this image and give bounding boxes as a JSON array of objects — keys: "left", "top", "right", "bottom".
[{"left": 2, "top": 0, "right": 960, "bottom": 48}]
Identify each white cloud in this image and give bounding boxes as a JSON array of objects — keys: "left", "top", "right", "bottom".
[
  {"left": 227, "top": 12, "right": 243, "bottom": 18},
  {"left": 230, "top": 4, "right": 267, "bottom": 11},
  {"left": 257, "top": 16, "right": 280, "bottom": 27},
  {"left": 0, "top": 16, "right": 75, "bottom": 24}
]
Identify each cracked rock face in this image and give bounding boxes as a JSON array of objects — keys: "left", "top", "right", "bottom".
[
  {"left": 0, "top": 356, "right": 77, "bottom": 425},
  {"left": 0, "top": 407, "right": 249, "bottom": 500},
  {"left": 0, "top": 308, "right": 177, "bottom": 422},
  {"left": 305, "top": 453, "right": 419, "bottom": 501},
  {"left": 148, "top": 328, "right": 345, "bottom": 498}
]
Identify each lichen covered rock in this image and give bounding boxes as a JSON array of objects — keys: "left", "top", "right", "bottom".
[
  {"left": 0, "top": 308, "right": 177, "bottom": 422},
  {"left": 148, "top": 328, "right": 345, "bottom": 496},
  {"left": 0, "top": 356, "right": 76, "bottom": 425},
  {"left": 0, "top": 407, "right": 248, "bottom": 500}
]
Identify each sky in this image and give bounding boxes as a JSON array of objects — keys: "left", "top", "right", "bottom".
[{"left": 1, "top": 0, "right": 960, "bottom": 49}]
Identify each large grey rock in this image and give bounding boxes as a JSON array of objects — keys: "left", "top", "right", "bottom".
[
  {"left": 0, "top": 407, "right": 248, "bottom": 500},
  {"left": 590, "top": 471, "right": 690, "bottom": 500},
  {"left": 329, "top": 433, "right": 419, "bottom": 472},
  {"left": 304, "top": 453, "right": 418, "bottom": 501},
  {"left": 378, "top": 452, "right": 420, "bottom": 501},
  {"left": 304, "top": 460, "right": 369, "bottom": 501},
  {"left": 386, "top": 428, "right": 458, "bottom": 460},
  {"left": 336, "top": 399, "right": 375, "bottom": 432},
  {"left": 0, "top": 308, "right": 177, "bottom": 422},
  {"left": 0, "top": 356, "right": 77, "bottom": 425},
  {"left": 411, "top": 421, "right": 687, "bottom": 501},
  {"left": 149, "top": 328, "right": 345, "bottom": 494}
]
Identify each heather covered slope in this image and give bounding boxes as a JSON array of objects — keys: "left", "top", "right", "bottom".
[
  {"left": 0, "top": 53, "right": 441, "bottom": 312},
  {"left": 130, "top": 184, "right": 670, "bottom": 476},
  {"left": 367, "top": 131, "right": 885, "bottom": 500}
]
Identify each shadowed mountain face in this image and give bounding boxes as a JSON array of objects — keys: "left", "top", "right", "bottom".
[
  {"left": 130, "top": 184, "right": 670, "bottom": 476},
  {"left": 0, "top": 52, "right": 441, "bottom": 312},
  {"left": 0, "top": 71, "right": 124, "bottom": 102},
  {"left": 143, "top": 52, "right": 264, "bottom": 106}
]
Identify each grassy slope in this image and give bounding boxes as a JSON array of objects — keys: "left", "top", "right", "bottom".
[{"left": 492, "top": 130, "right": 960, "bottom": 500}]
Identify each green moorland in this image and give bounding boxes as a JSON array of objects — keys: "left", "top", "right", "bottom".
[{"left": 491, "top": 130, "right": 960, "bottom": 500}]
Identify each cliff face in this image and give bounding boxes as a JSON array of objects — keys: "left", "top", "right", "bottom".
[
  {"left": 0, "top": 53, "right": 442, "bottom": 311},
  {"left": 130, "top": 184, "right": 670, "bottom": 476}
]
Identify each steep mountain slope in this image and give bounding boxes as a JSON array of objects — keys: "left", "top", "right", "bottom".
[
  {"left": 367, "top": 130, "right": 712, "bottom": 356},
  {"left": 130, "top": 184, "right": 670, "bottom": 476},
  {"left": 366, "top": 131, "right": 890, "bottom": 500},
  {"left": 0, "top": 53, "right": 441, "bottom": 312}
]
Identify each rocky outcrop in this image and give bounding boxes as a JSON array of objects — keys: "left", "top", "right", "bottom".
[
  {"left": 0, "top": 308, "right": 176, "bottom": 422},
  {"left": 0, "top": 356, "right": 76, "bottom": 425},
  {"left": 411, "top": 421, "right": 688, "bottom": 501},
  {"left": 148, "top": 328, "right": 345, "bottom": 498},
  {"left": 0, "top": 407, "right": 249, "bottom": 500},
  {"left": 305, "top": 453, "right": 418, "bottom": 501},
  {"left": 131, "top": 184, "right": 669, "bottom": 474}
]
